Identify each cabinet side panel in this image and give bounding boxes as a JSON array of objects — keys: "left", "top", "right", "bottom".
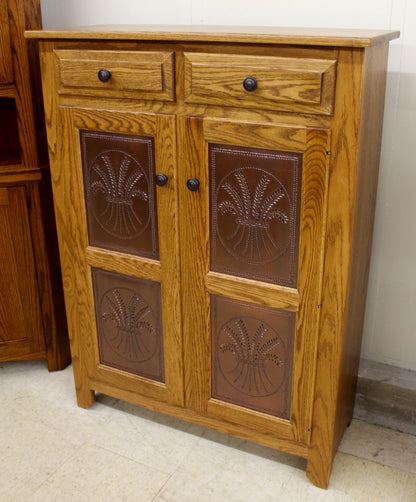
[
  {"left": 39, "top": 40, "right": 95, "bottom": 406},
  {"left": 334, "top": 43, "right": 390, "bottom": 451},
  {"left": 26, "top": 177, "right": 70, "bottom": 370},
  {"left": 306, "top": 47, "right": 365, "bottom": 488}
]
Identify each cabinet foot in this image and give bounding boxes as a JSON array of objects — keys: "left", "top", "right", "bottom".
[
  {"left": 46, "top": 350, "right": 71, "bottom": 372},
  {"left": 76, "top": 388, "right": 95, "bottom": 408},
  {"left": 306, "top": 455, "right": 332, "bottom": 490}
]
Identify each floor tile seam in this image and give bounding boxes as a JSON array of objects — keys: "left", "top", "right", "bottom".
[
  {"left": 113, "top": 403, "right": 208, "bottom": 441},
  {"left": 357, "top": 455, "right": 416, "bottom": 476},
  {"left": 82, "top": 440, "right": 174, "bottom": 476},
  {"left": 7, "top": 405, "right": 99, "bottom": 449},
  {"left": 0, "top": 405, "right": 88, "bottom": 453},
  {"left": 333, "top": 451, "right": 412, "bottom": 501},
  {"left": 82, "top": 413, "right": 207, "bottom": 468},
  {"left": 339, "top": 446, "right": 416, "bottom": 475},
  {"left": 149, "top": 464, "right": 185, "bottom": 502},
  {"left": 340, "top": 449, "right": 416, "bottom": 477},
  {"left": 278, "top": 469, "right": 310, "bottom": 498},
  {"left": 27, "top": 442, "right": 89, "bottom": 500}
]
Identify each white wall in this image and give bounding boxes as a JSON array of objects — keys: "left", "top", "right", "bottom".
[{"left": 40, "top": 0, "right": 416, "bottom": 371}]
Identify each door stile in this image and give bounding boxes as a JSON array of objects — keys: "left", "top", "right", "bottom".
[{"left": 178, "top": 115, "right": 212, "bottom": 413}]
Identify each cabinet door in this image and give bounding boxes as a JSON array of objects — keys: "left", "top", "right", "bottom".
[
  {"left": 0, "top": 1, "right": 14, "bottom": 84},
  {"left": 54, "top": 107, "right": 183, "bottom": 406},
  {"left": 180, "top": 117, "right": 329, "bottom": 444},
  {"left": 0, "top": 186, "right": 45, "bottom": 360}
]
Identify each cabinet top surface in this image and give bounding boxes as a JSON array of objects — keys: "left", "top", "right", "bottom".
[{"left": 26, "top": 25, "right": 399, "bottom": 47}]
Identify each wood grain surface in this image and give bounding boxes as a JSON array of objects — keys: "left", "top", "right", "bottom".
[
  {"left": 35, "top": 28, "right": 398, "bottom": 489},
  {"left": 0, "top": 0, "right": 69, "bottom": 369},
  {"left": 0, "top": 0, "right": 13, "bottom": 83},
  {"left": 26, "top": 25, "right": 400, "bottom": 47}
]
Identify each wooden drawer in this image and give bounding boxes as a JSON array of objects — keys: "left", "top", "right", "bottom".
[
  {"left": 54, "top": 50, "right": 175, "bottom": 101},
  {"left": 184, "top": 53, "right": 336, "bottom": 115}
]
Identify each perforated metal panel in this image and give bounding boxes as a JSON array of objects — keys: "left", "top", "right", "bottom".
[
  {"left": 210, "top": 144, "right": 302, "bottom": 287},
  {"left": 81, "top": 130, "right": 158, "bottom": 258},
  {"left": 92, "top": 268, "right": 164, "bottom": 382},
  {"left": 212, "top": 296, "right": 294, "bottom": 419}
]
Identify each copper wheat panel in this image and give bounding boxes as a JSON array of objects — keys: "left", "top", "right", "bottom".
[
  {"left": 212, "top": 296, "right": 295, "bottom": 419},
  {"left": 210, "top": 144, "right": 302, "bottom": 286},
  {"left": 81, "top": 131, "right": 158, "bottom": 258},
  {"left": 92, "top": 268, "right": 164, "bottom": 382}
]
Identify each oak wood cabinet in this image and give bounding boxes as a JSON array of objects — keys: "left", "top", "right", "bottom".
[
  {"left": 0, "top": 0, "right": 69, "bottom": 370},
  {"left": 29, "top": 25, "right": 399, "bottom": 488}
]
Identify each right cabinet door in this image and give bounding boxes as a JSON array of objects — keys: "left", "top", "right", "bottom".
[{"left": 180, "top": 117, "right": 330, "bottom": 445}]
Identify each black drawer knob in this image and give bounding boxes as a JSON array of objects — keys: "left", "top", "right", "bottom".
[
  {"left": 98, "top": 69, "right": 112, "bottom": 82},
  {"left": 155, "top": 174, "right": 168, "bottom": 187},
  {"left": 243, "top": 76, "right": 257, "bottom": 92},
  {"left": 186, "top": 178, "right": 200, "bottom": 191}
]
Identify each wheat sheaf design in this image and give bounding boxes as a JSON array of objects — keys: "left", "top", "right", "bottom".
[
  {"left": 89, "top": 151, "right": 149, "bottom": 238},
  {"left": 218, "top": 317, "right": 284, "bottom": 397},
  {"left": 217, "top": 168, "right": 289, "bottom": 263},
  {"left": 101, "top": 288, "right": 156, "bottom": 362}
]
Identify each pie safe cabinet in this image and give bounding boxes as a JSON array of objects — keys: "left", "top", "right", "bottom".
[
  {"left": 0, "top": 0, "right": 69, "bottom": 369},
  {"left": 28, "top": 26, "right": 399, "bottom": 488}
]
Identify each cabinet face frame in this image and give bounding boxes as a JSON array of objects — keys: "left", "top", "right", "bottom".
[
  {"left": 54, "top": 105, "right": 184, "bottom": 406},
  {"left": 178, "top": 116, "right": 330, "bottom": 444}
]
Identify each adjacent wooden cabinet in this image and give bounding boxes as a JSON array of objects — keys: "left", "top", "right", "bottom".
[
  {"left": 29, "top": 26, "right": 399, "bottom": 488},
  {"left": 0, "top": 0, "right": 69, "bottom": 369}
]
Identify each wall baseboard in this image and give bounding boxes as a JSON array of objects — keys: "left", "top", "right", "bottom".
[{"left": 353, "top": 359, "right": 416, "bottom": 436}]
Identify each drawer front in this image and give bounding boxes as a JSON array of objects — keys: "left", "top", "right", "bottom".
[
  {"left": 184, "top": 53, "right": 336, "bottom": 115},
  {"left": 55, "top": 50, "right": 175, "bottom": 101}
]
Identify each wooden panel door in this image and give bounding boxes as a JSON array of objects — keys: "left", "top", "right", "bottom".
[
  {"left": 0, "top": 186, "right": 45, "bottom": 360},
  {"left": 53, "top": 107, "right": 183, "bottom": 407},
  {"left": 180, "top": 117, "right": 329, "bottom": 444},
  {"left": 0, "top": 0, "right": 14, "bottom": 84}
]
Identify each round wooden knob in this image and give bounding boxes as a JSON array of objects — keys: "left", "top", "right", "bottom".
[
  {"left": 186, "top": 178, "right": 200, "bottom": 191},
  {"left": 155, "top": 174, "right": 168, "bottom": 187},
  {"left": 98, "top": 69, "right": 112, "bottom": 82},
  {"left": 243, "top": 76, "right": 257, "bottom": 92}
]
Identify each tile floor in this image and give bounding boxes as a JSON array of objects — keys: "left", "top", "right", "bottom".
[{"left": 1, "top": 360, "right": 415, "bottom": 501}]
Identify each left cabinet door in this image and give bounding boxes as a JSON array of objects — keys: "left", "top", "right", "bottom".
[
  {"left": 52, "top": 107, "right": 183, "bottom": 408},
  {"left": 0, "top": 186, "right": 45, "bottom": 360}
]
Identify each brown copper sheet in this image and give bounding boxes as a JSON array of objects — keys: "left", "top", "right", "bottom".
[
  {"left": 81, "top": 130, "right": 158, "bottom": 259},
  {"left": 92, "top": 268, "right": 164, "bottom": 382},
  {"left": 212, "top": 295, "right": 295, "bottom": 419},
  {"left": 210, "top": 144, "right": 302, "bottom": 287}
]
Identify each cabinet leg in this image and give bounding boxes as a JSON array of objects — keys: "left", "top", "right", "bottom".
[
  {"left": 71, "top": 359, "right": 95, "bottom": 408},
  {"left": 75, "top": 386, "right": 95, "bottom": 409},
  {"left": 27, "top": 178, "right": 71, "bottom": 372},
  {"left": 46, "top": 346, "right": 71, "bottom": 372},
  {"left": 306, "top": 451, "right": 333, "bottom": 490}
]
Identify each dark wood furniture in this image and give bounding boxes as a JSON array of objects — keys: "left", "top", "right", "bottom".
[
  {"left": 0, "top": 0, "right": 69, "bottom": 370},
  {"left": 29, "top": 25, "right": 398, "bottom": 486}
]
